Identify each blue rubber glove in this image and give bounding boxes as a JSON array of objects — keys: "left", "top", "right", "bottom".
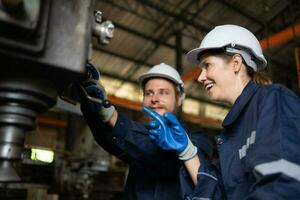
[
  {"left": 83, "top": 83, "right": 107, "bottom": 110},
  {"left": 86, "top": 62, "right": 100, "bottom": 80},
  {"left": 81, "top": 63, "right": 115, "bottom": 122},
  {"left": 143, "top": 106, "right": 197, "bottom": 160}
]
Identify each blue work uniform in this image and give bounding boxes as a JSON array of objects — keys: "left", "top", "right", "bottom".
[
  {"left": 180, "top": 81, "right": 300, "bottom": 199},
  {"left": 81, "top": 102, "right": 212, "bottom": 200}
]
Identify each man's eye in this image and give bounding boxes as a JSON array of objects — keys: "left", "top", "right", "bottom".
[
  {"left": 159, "top": 90, "right": 169, "bottom": 95},
  {"left": 144, "top": 91, "right": 153, "bottom": 96}
]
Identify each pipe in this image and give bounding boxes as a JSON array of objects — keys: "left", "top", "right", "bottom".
[
  {"left": 107, "top": 95, "right": 222, "bottom": 127},
  {"left": 37, "top": 94, "right": 222, "bottom": 128},
  {"left": 37, "top": 117, "right": 67, "bottom": 128},
  {"left": 260, "top": 23, "right": 300, "bottom": 50},
  {"left": 181, "top": 68, "right": 201, "bottom": 82}
]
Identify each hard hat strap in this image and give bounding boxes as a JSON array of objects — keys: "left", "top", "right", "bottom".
[{"left": 225, "top": 47, "right": 258, "bottom": 71}]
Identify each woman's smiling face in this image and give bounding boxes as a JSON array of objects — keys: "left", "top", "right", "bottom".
[{"left": 197, "top": 54, "right": 237, "bottom": 104}]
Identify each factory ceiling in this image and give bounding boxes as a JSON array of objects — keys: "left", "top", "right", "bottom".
[{"left": 89, "top": 0, "right": 300, "bottom": 129}]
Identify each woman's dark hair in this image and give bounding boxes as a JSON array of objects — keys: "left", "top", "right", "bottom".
[{"left": 246, "top": 67, "right": 272, "bottom": 85}]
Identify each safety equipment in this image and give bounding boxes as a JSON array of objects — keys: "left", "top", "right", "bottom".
[
  {"left": 86, "top": 63, "right": 100, "bottom": 80},
  {"left": 80, "top": 63, "right": 115, "bottom": 122},
  {"left": 186, "top": 24, "right": 267, "bottom": 71},
  {"left": 139, "top": 63, "right": 185, "bottom": 99},
  {"left": 143, "top": 106, "right": 197, "bottom": 161}
]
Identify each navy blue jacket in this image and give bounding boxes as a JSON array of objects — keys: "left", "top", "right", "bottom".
[
  {"left": 181, "top": 81, "right": 300, "bottom": 199},
  {"left": 81, "top": 102, "right": 212, "bottom": 200}
]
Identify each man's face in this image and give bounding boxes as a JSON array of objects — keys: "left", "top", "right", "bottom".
[{"left": 143, "top": 78, "right": 182, "bottom": 116}]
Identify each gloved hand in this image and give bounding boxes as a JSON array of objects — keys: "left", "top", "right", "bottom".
[
  {"left": 86, "top": 62, "right": 100, "bottom": 80},
  {"left": 80, "top": 63, "right": 115, "bottom": 122},
  {"left": 143, "top": 106, "right": 197, "bottom": 160}
]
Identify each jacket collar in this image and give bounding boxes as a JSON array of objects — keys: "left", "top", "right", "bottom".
[{"left": 222, "top": 81, "right": 259, "bottom": 127}]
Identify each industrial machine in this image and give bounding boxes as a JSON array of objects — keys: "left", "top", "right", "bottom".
[{"left": 0, "top": 0, "right": 114, "bottom": 184}]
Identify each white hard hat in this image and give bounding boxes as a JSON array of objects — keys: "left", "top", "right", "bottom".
[
  {"left": 139, "top": 63, "right": 185, "bottom": 99},
  {"left": 186, "top": 24, "right": 267, "bottom": 71}
]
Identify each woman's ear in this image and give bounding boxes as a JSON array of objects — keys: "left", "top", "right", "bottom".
[{"left": 231, "top": 54, "right": 243, "bottom": 73}]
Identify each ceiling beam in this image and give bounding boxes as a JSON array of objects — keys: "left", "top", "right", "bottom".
[
  {"left": 215, "top": 0, "right": 265, "bottom": 26},
  {"left": 122, "top": 0, "right": 198, "bottom": 80},
  {"left": 255, "top": 2, "right": 291, "bottom": 36},
  {"left": 98, "top": 0, "right": 166, "bottom": 28},
  {"left": 113, "top": 22, "right": 188, "bottom": 53},
  {"left": 94, "top": 46, "right": 153, "bottom": 67},
  {"left": 135, "top": 0, "right": 210, "bottom": 33}
]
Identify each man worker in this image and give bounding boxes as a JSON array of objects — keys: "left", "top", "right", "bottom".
[{"left": 80, "top": 62, "right": 212, "bottom": 200}]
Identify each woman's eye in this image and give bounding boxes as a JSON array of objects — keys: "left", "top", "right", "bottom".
[{"left": 204, "top": 63, "right": 210, "bottom": 69}]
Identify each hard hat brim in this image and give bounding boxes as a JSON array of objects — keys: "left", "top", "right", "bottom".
[
  {"left": 187, "top": 46, "right": 268, "bottom": 70},
  {"left": 187, "top": 47, "right": 219, "bottom": 65},
  {"left": 138, "top": 73, "right": 180, "bottom": 87},
  {"left": 186, "top": 48, "right": 202, "bottom": 65}
]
